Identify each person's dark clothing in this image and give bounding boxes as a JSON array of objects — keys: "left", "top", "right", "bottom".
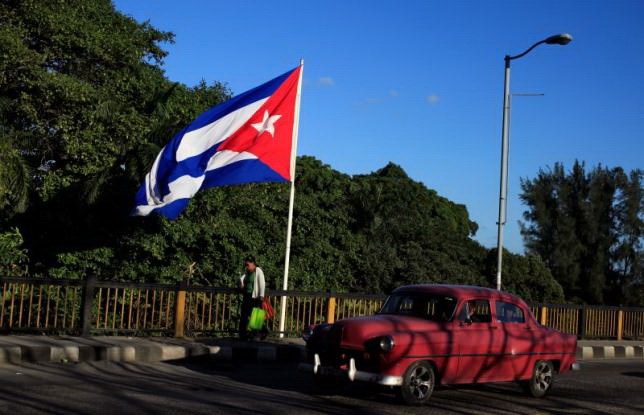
[{"left": 245, "top": 271, "right": 255, "bottom": 295}]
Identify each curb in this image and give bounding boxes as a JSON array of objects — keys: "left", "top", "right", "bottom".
[
  {"left": 7, "top": 339, "right": 644, "bottom": 365},
  {"left": 0, "top": 344, "right": 234, "bottom": 365},
  {"left": 0, "top": 339, "right": 306, "bottom": 366},
  {"left": 577, "top": 345, "right": 644, "bottom": 360}
]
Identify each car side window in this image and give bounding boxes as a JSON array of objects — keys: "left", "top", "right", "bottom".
[
  {"left": 495, "top": 301, "right": 525, "bottom": 323},
  {"left": 379, "top": 294, "right": 457, "bottom": 322},
  {"left": 459, "top": 299, "right": 491, "bottom": 323}
]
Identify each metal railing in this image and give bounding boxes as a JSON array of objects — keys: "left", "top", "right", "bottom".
[
  {"left": 93, "top": 282, "right": 177, "bottom": 333},
  {"left": 0, "top": 278, "right": 82, "bottom": 332},
  {"left": 1, "top": 276, "right": 643, "bottom": 339}
]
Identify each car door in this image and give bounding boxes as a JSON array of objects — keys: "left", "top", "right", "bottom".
[
  {"left": 453, "top": 298, "right": 506, "bottom": 383},
  {"left": 495, "top": 300, "right": 536, "bottom": 380}
]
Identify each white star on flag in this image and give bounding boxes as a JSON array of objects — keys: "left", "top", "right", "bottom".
[{"left": 251, "top": 110, "right": 281, "bottom": 137}]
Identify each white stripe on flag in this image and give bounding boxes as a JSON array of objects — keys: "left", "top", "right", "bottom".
[
  {"left": 175, "top": 98, "right": 268, "bottom": 162},
  {"left": 146, "top": 147, "right": 165, "bottom": 204},
  {"left": 206, "top": 150, "right": 257, "bottom": 172}
]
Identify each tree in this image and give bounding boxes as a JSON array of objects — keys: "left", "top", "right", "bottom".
[
  {"left": 484, "top": 249, "right": 564, "bottom": 303},
  {"left": 0, "top": 228, "right": 28, "bottom": 277},
  {"left": 520, "top": 161, "right": 643, "bottom": 305},
  {"left": 611, "top": 169, "right": 644, "bottom": 305},
  {"left": 348, "top": 163, "right": 486, "bottom": 293},
  {"left": 0, "top": 135, "right": 30, "bottom": 221},
  {"left": 0, "top": 0, "right": 229, "bottom": 274}
]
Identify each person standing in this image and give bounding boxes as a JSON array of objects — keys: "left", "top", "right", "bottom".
[{"left": 238, "top": 255, "right": 265, "bottom": 340}]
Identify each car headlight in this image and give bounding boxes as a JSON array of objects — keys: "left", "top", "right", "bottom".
[{"left": 379, "top": 335, "right": 395, "bottom": 353}]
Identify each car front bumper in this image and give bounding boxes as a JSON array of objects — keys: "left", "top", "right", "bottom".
[{"left": 298, "top": 353, "right": 403, "bottom": 386}]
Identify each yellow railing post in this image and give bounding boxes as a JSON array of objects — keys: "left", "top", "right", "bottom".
[
  {"left": 540, "top": 306, "right": 548, "bottom": 326},
  {"left": 174, "top": 278, "right": 188, "bottom": 338},
  {"left": 617, "top": 309, "right": 624, "bottom": 340},
  {"left": 326, "top": 296, "right": 336, "bottom": 324}
]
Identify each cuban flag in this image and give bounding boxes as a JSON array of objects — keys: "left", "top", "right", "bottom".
[{"left": 133, "top": 66, "right": 303, "bottom": 219}]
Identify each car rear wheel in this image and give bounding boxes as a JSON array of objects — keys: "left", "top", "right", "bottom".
[
  {"left": 399, "top": 360, "right": 435, "bottom": 406},
  {"left": 521, "top": 360, "right": 555, "bottom": 398}
]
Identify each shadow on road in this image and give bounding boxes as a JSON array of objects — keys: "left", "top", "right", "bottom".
[
  {"left": 174, "top": 357, "right": 643, "bottom": 415},
  {"left": 622, "top": 371, "right": 644, "bottom": 378},
  {"left": 0, "top": 358, "right": 641, "bottom": 414}
]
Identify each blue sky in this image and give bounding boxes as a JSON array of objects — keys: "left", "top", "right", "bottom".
[{"left": 114, "top": 0, "right": 644, "bottom": 252}]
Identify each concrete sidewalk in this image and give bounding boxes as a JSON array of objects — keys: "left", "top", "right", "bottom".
[{"left": 0, "top": 336, "right": 642, "bottom": 366}]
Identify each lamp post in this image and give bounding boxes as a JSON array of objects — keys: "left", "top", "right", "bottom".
[{"left": 495, "top": 33, "right": 572, "bottom": 291}]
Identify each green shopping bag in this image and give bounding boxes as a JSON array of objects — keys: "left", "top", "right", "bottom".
[{"left": 247, "top": 307, "right": 266, "bottom": 331}]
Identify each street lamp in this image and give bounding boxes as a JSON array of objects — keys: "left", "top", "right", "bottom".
[{"left": 495, "top": 33, "right": 572, "bottom": 291}]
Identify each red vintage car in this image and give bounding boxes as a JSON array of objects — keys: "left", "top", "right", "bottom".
[{"left": 300, "top": 284, "right": 579, "bottom": 405}]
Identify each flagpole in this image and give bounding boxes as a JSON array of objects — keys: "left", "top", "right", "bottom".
[{"left": 279, "top": 59, "right": 304, "bottom": 338}]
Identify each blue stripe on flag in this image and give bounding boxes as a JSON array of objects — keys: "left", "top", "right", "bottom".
[
  {"left": 202, "top": 159, "right": 287, "bottom": 188},
  {"left": 150, "top": 198, "right": 191, "bottom": 221}
]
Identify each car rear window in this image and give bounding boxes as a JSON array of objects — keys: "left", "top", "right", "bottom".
[
  {"left": 495, "top": 301, "right": 525, "bottom": 323},
  {"left": 379, "top": 293, "right": 457, "bottom": 322}
]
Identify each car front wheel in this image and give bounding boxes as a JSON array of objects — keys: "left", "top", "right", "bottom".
[
  {"left": 399, "top": 360, "right": 436, "bottom": 406},
  {"left": 522, "top": 360, "right": 555, "bottom": 398}
]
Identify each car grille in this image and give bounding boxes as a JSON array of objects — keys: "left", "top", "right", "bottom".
[
  {"left": 319, "top": 325, "right": 343, "bottom": 364},
  {"left": 309, "top": 325, "right": 379, "bottom": 372},
  {"left": 327, "top": 324, "right": 343, "bottom": 349}
]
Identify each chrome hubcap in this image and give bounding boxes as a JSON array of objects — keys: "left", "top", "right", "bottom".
[
  {"left": 534, "top": 362, "right": 553, "bottom": 392},
  {"left": 408, "top": 366, "right": 432, "bottom": 399}
]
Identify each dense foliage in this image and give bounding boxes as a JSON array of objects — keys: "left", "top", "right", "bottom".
[
  {"left": 520, "top": 161, "right": 643, "bottom": 305},
  {"left": 4, "top": 0, "right": 638, "bottom": 306}
]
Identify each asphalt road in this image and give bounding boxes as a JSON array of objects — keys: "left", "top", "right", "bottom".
[{"left": 0, "top": 358, "right": 642, "bottom": 415}]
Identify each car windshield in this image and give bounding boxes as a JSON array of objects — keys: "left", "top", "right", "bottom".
[{"left": 378, "top": 293, "right": 457, "bottom": 322}]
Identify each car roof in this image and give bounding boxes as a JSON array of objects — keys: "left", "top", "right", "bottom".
[{"left": 392, "top": 284, "right": 528, "bottom": 306}]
